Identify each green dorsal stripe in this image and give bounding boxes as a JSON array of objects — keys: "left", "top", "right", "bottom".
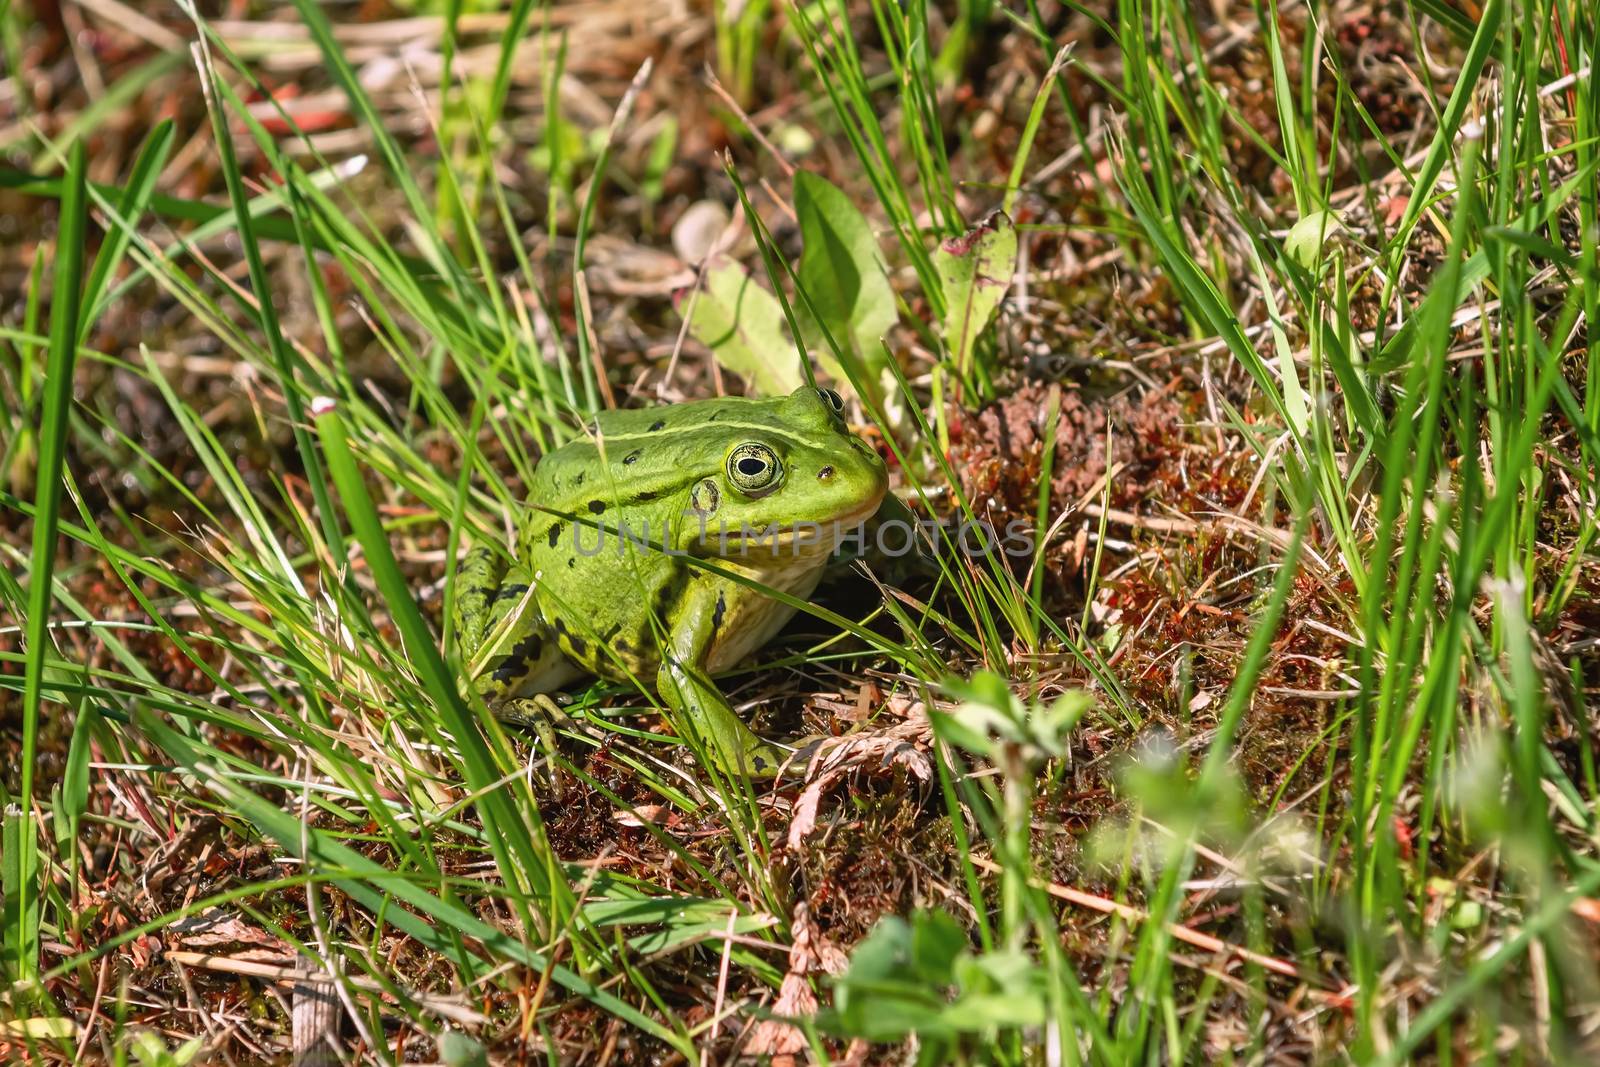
[{"left": 585, "top": 418, "right": 820, "bottom": 451}]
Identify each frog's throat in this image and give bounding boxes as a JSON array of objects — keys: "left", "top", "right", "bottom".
[{"left": 695, "top": 497, "right": 885, "bottom": 557}]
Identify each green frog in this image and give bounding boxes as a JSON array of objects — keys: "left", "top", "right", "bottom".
[{"left": 454, "top": 385, "right": 889, "bottom": 777}]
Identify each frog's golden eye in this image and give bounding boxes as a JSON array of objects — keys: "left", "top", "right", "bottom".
[
  {"left": 727, "top": 443, "right": 782, "bottom": 494},
  {"left": 817, "top": 388, "right": 845, "bottom": 415}
]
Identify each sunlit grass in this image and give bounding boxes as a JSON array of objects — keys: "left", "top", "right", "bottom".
[{"left": 2, "top": 0, "right": 1598, "bottom": 1061}]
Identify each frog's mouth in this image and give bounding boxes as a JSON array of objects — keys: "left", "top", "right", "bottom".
[{"left": 697, "top": 497, "right": 884, "bottom": 557}]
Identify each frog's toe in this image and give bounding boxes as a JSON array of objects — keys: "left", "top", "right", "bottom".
[
  {"left": 497, "top": 694, "right": 574, "bottom": 732},
  {"left": 729, "top": 739, "right": 795, "bottom": 780},
  {"left": 495, "top": 695, "right": 579, "bottom": 795},
  {"left": 783, "top": 734, "right": 833, "bottom": 774}
]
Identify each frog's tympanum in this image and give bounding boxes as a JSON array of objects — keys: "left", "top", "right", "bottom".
[{"left": 454, "top": 385, "right": 889, "bottom": 776}]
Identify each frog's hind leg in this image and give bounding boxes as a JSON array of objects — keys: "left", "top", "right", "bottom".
[
  {"left": 482, "top": 599, "right": 582, "bottom": 795},
  {"left": 454, "top": 547, "right": 578, "bottom": 702},
  {"left": 479, "top": 582, "right": 578, "bottom": 702},
  {"left": 454, "top": 547, "right": 582, "bottom": 791},
  {"left": 453, "top": 545, "right": 507, "bottom": 663}
]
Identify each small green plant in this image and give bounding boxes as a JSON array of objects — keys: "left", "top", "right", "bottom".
[
  {"left": 713, "top": 0, "right": 773, "bottom": 107},
  {"left": 821, "top": 909, "right": 1046, "bottom": 1063},
  {"left": 682, "top": 169, "right": 898, "bottom": 409},
  {"left": 820, "top": 674, "right": 1094, "bottom": 1062},
  {"left": 123, "top": 1031, "right": 205, "bottom": 1067}
]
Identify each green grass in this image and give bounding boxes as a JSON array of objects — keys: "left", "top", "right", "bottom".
[
  {"left": 7, "top": 135, "right": 88, "bottom": 1008},
  {"left": 3, "top": 0, "right": 1599, "bottom": 1062}
]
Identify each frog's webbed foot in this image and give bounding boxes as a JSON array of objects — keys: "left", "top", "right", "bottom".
[
  {"left": 782, "top": 733, "right": 832, "bottom": 776},
  {"left": 727, "top": 733, "right": 792, "bottom": 780},
  {"left": 494, "top": 694, "right": 580, "bottom": 796}
]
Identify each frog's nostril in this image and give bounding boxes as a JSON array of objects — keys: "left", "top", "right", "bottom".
[{"left": 817, "top": 466, "right": 835, "bottom": 481}]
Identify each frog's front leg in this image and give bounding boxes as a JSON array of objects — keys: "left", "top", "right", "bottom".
[{"left": 656, "top": 580, "right": 790, "bottom": 779}]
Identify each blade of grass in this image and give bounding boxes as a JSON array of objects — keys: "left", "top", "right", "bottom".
[
  {"left": 182, "top": 39, "right": 366, "bottom": 627},
  {"left": 571, "top": 57, "right": 653, "bottom": 412},
  {"left": 1376, "top": 0, "right": 1503, "bottom": 333},
  {"left": 313, "top": 401, "right": 580, "bottom": 950},
  {"left": 131, "top": 706, "right": 696, "bottom": 1056},
  {"left": 76, "top": 119, "right": 174, "bottom": 341},
  {"left": 12, "top": 138, "right": 89, "bottom": 995}
]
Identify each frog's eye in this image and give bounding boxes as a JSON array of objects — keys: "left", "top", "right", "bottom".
[
  {"left": 817, "top": 388, "right": 845, "bottom": 415},
  {"left": 727, "top": 443, "right": 782, "bottom": 494}
]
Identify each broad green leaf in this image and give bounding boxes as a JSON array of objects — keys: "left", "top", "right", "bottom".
[
  {"left": 54, "top": 702, "right": 94, "bottom": 855},
  {"left": 793, "top": 170, "right": 896, "bottom": 394},
  {"left": 824, "top": 909, "right": 1049, "bottom": 1046},
  {"left": 937, "top": 671, "right": 1088, "bottom": 762},
  {"left": 827, "top": 914, "right": 952, "bottom": 1041},
  {"left": 934, "top": 212, "right": 1016, "bottom": 375},
  {"left": 1284, "top": 208, "right": 1342, "bottom": 270},
  {"left": 439, "top": 1032, "right": 491, "bottom": 1067},
  {"left": 683, "top": 254, "right": 803, "bottom": 395}
]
